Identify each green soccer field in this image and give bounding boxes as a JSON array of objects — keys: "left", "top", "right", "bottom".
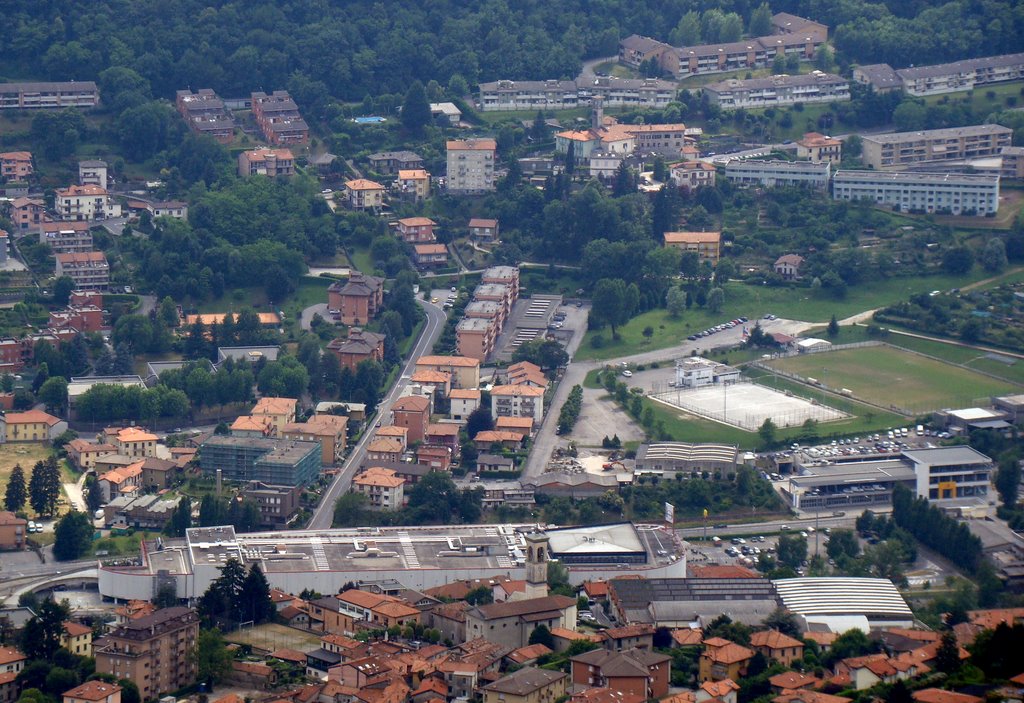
[{"left": 765, "top": 345, "right": 1020, "bottom": 413}]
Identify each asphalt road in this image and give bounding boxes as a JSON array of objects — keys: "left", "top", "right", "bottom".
[{"left": 307, "top": 298, "right": 448, "bottom": 529}]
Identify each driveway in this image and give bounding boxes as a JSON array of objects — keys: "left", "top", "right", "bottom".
[
  {"left": 63, "top": 473, "right": 88, "bottom": 513},
  {"left": 300, "top": 303, "right": 330, "bottom": 331}
]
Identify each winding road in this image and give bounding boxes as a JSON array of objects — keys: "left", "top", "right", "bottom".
[{"left": 307, "top": 298, "right": 448, "bottom": 529}]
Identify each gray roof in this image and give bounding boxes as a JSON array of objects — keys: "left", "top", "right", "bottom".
[
  {"left": 833, "top": 170, "right": 1000, "bottom": 186},
  {"left": 0, "top": 81, "right": 97, "bottom": 93},
  {"left": 861, "top": 123, "right": 1013, "bottom": 144},
  {"left": 619, "top": 34, "right": 671, "bottom": 54},
  {"left": 479, "top": 79, "right": 577, "bottom": 93},
  {"left": 896, "top": 52, "right": 1024, "bottom": 80},
  {"left": 483, "top": 667, "right": 566, "bottom": 695},
  {"left": 855, "top": 63, "right": 902, "bottom": 88},
  {"left": 705, "top": 72, "right": 847, "bottom": 93},
  {"left": 900, "top": 445, "right": 992, "bottom": 466},
  {"left": 727, "top": 159, "right": 831, "bottom": 174}
]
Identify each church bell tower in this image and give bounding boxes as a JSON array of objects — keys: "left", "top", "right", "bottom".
[{"left": 524, "top": 531, "right": 550, "bottom": 599}]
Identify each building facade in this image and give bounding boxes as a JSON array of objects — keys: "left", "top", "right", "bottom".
[
  {"left": 831, "top": 170, "right": 1000, "bottom": 216},
  {"left": 860, "top": 124, "right": 1012, "bottom": 170},
  {"left": 0, "top": 82, "right": 98, "bottom": 110},
  {"left": 198, "top": 436, "right": 322, "bottom": 486},
  {"left": 447, "top": 139, "right": 497, "bottom": 193},
  {"left": 704, "top": 72, "right": 849, "bottom": 109},
  {"left": 725, "top": 160, "right": 831, "bottom": 189}
]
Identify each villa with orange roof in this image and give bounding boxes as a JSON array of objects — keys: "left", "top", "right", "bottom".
[
  {"left": 61, "top": 621, "right": 93, "bottom": 656},
  {"left": 474, "top": 430, "right": 525, "bottom": 448},
  {"left": 112, "top": 427, "right": 158, "bottom": 458},
  {"left": 495, "top": 416, "right": 534, "bottom": 434},
  {"left": 251, "top": 396, "right": 298, "bottom": 434},
  {"left": 751, "top": 629, "right": 804, "bottom": 666},
  {"left": 97, "top": 460, "right": 144, "bottom": 502},
  {"left": 375, "top": 425, "right": 409, "bottom": 450},
  {"left": 411, "top": 368, "right": 452, "bottom": 395},
  {"left": 507, "top": 361, "right": 548, "bottom": 389},
  {"left": 352, "top": 467, "right": 406, "bottom": 510},
  {"left": 0, "top": 151, "right": 32, "bottom": 180},
  {"left": 773, "top": 692, "right": 852, "bottom": 703},
  {"left": 570, "top": 647, "right": 671, "bottom": 699},
  {"left": 396, "top": 169, "right": 430, "bottom": 202},
  {"left": 700, "top": 639, "right": 754, "bottom": 682},
  {"left": 231, "top": 414, "right": 276, "bottom": 438},
  {"left": 62, "top": 681, "right": 122, "bottom": 703},
  {"left": 449, "top": 388, "right": 482, "bottom": 420},
  {"left": 396, "top": 217, "right": 437, "bottom": 243},
  {"left": 336, "top": 588, "right": 421, "bottom": 631},
  {"left": 671, "top": 629, "right": 704, "bottom": 648},
  {"left": 343, "top": 179, "right": 386, "bottom": 210},
  {"left": 664, "top": 231, "right": 721, "bottom": 266},
  {"left": 769, "top": 671, "right": 821, "bottom": 694},
  {"left": 415, "top": 355, "right": 481, "bottom": 389},
  {"left": 0, "top": 409, "right": 66, "bottom": 443},
  {"left": 366, "top": 437, "right": 404, "bottom": 464},
  {"left": 912, "top": 690, "right": 983, "bottom": 703},
  {"left": 699, "top": 678, "right": 739, "bottom": 703}
]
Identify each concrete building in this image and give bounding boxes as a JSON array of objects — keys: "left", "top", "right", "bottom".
[
  {"left": 40, "top": 222, "right": 92, "bottom": 254},
  {"left": 457, "top": 317, "right": 498, "bottom": 362},
  {"left": 904, "top": 446, "right": 993, "bottom": 503},
  {"left": 895, "top": 53, "right": 1024, "bottom": 96},
  {"left": 479, "top": 80, "right": 580, "bottom": 112},
  {"left": 483, "top": 668, "right": 567, "bottom": 703},
  {"left": 725, "top": 160, "right": 831, "bottom": 189},
  {"left": 94, "top": 607, "right": 199, "bottom": 700},
  {"left": 0, "top": 152, "right": 33, "bottom": 180},
  {"left": 55, "top": 185, "right": 121, "bottom": 221},
  {"left": 491, "top": 384, "right": 544, "bottom": 423},
  {"left": 282, "top": 414, "right": 347, "bottom": 466},
  {"left": 251, "top": 90, "right": 309, "bottom": 145},
  {"left": 619, "top": 35, "right": 672, "bottom": 68},
  {"left": 860, "top": 124, "right": 1012, "bottom": 170},
  {"left": 238, "top": 148, "right": 295, "bottom": 177},
  {"left": 663, "top": 231, "right": 721, "bottom": 266},
  {"left": 0, "top": 410, "right": 66, "bottom": 443},
  {"left": 674, "top": 356, "right": 740, "bottom": 388},
  {"left": 175, "top": 89, "right": 235, "bottom": 143},
  {"left": 343, "top": 179, "right": 386, "bottom": 210},
  {"left": 239, "top": 482, "right": 302, "bottom": 528},
  {"left": 98, "top": 523, "right": 685, "bottom": 602},
  {"left": 415, "top": 355, "right": 481, "bottom": 389},
  {"left": 447, "top": 139, "right": 497, "bottom": 193},
  {"left": 1001, "top": 147, "right": 1024, "bottom": 180},
  {"left": 352, "top": 467, "right": 406, "bottom": 510},
  {"left": 0, "top": 82, "right": 98, "bottom": 110},
  {"left": 55, "top": 251, "right": 109, "bottom": 290},
  {"left": 326, "top": 328, "right": 385, "bottom": 372},
  {"left": 796, "top": 133, "right": 842, "bottom": 163},
  {"left": 704, "top": 72, "right": 849, "bottom": 109},
  {"left": 367, "top": 151, "right": 423, "bottom": 175},
  {"left": 671, "top": 161, "right": 717, "bottom": 190},
  {"left": 450, "top": 388, "right": 483, "bottom": 420},
  {"left": 466, "top": 595, "right": 577, "bottom": 649},
  {"left": 634, "top": 443, "right": 739, "bottom": 477},
  {"left": 852, "top": 64, "right": 904, "bottom": 93},
  {"left": 78, "top": 160, "right": 108, "bottom": 189},
  {"left": 396, "top": 169, "right": 430, "bottom": 201},
  {"left": 198, "top": 435, "right": 322, "bottom": 486},
  {"left": 0, "top": 511, "right": 27, "bottom": 551},
  {"left": 831, "top": 170, "right": 1000, "bottom": 216},
  {"left": 328, "top": 272, "right": 384, "bottom": 326}
]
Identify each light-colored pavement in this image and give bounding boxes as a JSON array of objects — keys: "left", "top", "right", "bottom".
[
  {"left": 572, "top": 387, "right": 645, "bottom": 446},
  {"left": 63, "top": 473, "right": 88, "bottom": 513},
  {"left": 577, "top": 55, "right": 618, "bottom": 81},
  {"left": 301, "top": 303, "right": 330, "bottom": 331},
  {"left": 307, "top": 298, "right": 448, "bottom": 529}
]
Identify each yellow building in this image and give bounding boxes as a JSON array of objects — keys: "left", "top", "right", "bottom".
[
  {"left": 113, "top": 427, "right": 158, "bottom": 458},
  {"left": 0, "top": 410, "right": 66, "bottom": 443},
  {"left": 663, "top": 231, "right": 721, "bottom": 266},
  {"left": 343, "top": 178, "right": 386, "bottom": 210},
  {"left": 61, "top": 621, "right": 93, "bottom": 657},
  {"left": 414, "top": 355, "right": 481, "bottom": 389},
  {"left": 281, "top": 414, "right": 348, "bottom": 466},
  {"left": 397, "top": 169, "right": 431, "bottom": 201},
  {"left": 699, "top": 638, "right": 754, "bottom": 682},
  {"left": 250, "top": 397, "right": 298, "bottom": 435}
]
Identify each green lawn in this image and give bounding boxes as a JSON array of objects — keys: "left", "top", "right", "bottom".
[
  {"left": 197, "top": 276, "right": 331, "bottom": 330},
  {"left": 576, "top": 268, "right": 1006, "bottom": 362},
  {"left": 347, "top": 246, "right": 375, "bottom": 276},
  {"left": 921, "top": 80, "right": 1024, "bottom": 119},
  {"left": 765, "top": 345, "right": 1019, "bottom": 413}
]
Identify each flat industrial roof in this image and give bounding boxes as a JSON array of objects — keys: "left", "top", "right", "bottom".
[
  {"left": 637, "top": 442, "right": 738, "bottom": 464},
  {"left": 774, "top": 577, "right": 912, "bottom": 618},
  {"left": 789, "top": 459, "right": 916, "bottom": 489},
  {"left": 901, "top": 446, "right": 992, "bottom": 465}
]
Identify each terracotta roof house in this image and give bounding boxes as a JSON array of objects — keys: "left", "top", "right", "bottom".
[
  {"left": 327, "top": 328, "right": 385, "bottom": 372},
  {"left": 912, "top": 692, "right": 983, "bottom": 703},
  {"left": 750, "top": 630, "right": 804, "bottom": 666},
  {"left": 570, "top": 647, "right": 671, "bottom": 699},
  {"left": 769, "top": 671, "right": 821, "bottom": 694},
  {"left": 328, "top": 273, "right": 384, "bottom": 326}
]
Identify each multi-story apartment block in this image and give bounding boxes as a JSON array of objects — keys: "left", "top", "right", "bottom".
[
  {"left": 238, "top": 482, "right": 302, "bottom": 528},
  {"left": 457, "top": 317, "right": 498, "bottom": 362},
  {"left": 447, "top": 139, "right": 497, "bottom": 193},
  {"left": 55, "top": 185, "right": 121, "bottom": 221},
  {"left": 482, "top": 265, "right": 521, "bottom": 302},
  {"left": 414, "top": 355, "right": 481, "bottom": 389},
  {"left": 10, "top": 197, "right": 46, "bottom": 231},
  {"left": 725, "top": 159, "right": 831, "bottom": 189},
  {"left": 796, "top": 132, "right": 842, "bottom": 163},
  {"left": 49, "top": 305, "right": 104, "bottom": 333},
  {"left": 343, "top": 179, "right": 386, "bottom": 210},
  {"left": 1001, "top": 147, "right": 1024, "bottom": 180},
  {"left": 326, "top": 328, "right": 386, "bottom": 372},
  {"left": 704, "top": 72, "right": 850, "bottom": 109},
  {"left": 852, "top": 64, "right": 904, "bottom": 93},
  {"left": 238, "top": 148, "right": 295, "bottom": 177},
  {"left": 282, "top": 414, "right": 348, "bottom": 466},
  {"left": 327, "top": 272, "right": 384, "bottom": 326},
  {"left": 396, "top": 217, "right": 437, "bottom": 243},
  {"left": 174, "top": 89, "right": 235, "bottom": 143},
  {"left": 55, "top": 251, "right": 110, "bottom": 290},
  {"left": 78, "top": 160, "right": 108, "bottom": 189},
  {"left": 0, "top": 152, "right": 32, "bottom": 180},
  {"left": 670, "top": 161, "right": 717, "bottom": 190},
  {"left": 619, "top": 35, "right": 672, "bottom": 68},
  {"left": 0, "top": 82, "right": 98, "bottom": 110},
  {"left": 490, "top": 384, "right": 545, "bottom": 423},
  {"left": 831, "top": 170, "right": 1000, "bottom": 216},
  {"left": 577, "top": 77, "right": 676, "bottom": 109},
  {"left": 199, "top": 435, "right": 322, "bottom": 486},
  {"left": 95, "top": 607, "right": 200, "bottom": 700},
  {"left": 663, "top": 231, "right": 721, "bottom": 266},
  {"left": 860, "top": 124, "right": 1013, "bottom": 170},
  {"left": 396, "top": 169, "right": 430, "bottom": 201},
  {"left": 251, "top": 90, "right": 309, "bottom": 145},
  {"left": 352, "top": 467, "right": 405, "bottom": 510},
  {"left": 478, "top": 80, "right": 580, "bottom": 112},
  {"left": 40, "top": 221, "right": 92, "bottom": 254},
  {"left": 856, "top": 53, "right": 1024, "bottom": 97},
  {"left": 367, "top": 151, "right": 423, "bottom": 175}
]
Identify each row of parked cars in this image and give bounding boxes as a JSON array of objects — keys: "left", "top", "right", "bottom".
[{"left": 687, "top": 316, "right": 748, "bottom": 341}]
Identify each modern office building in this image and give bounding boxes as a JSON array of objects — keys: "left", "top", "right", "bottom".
[
  {"left": 198, "top": 435, "right": 322, "bottom": 486},
  {"left": 831, "top": 170, "right": 1000, "bottom": 216},
  {"left": 860, "top": 124, "right": 1012, "bottom": 170}
]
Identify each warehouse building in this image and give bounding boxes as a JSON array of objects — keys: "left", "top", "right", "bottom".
[{"left": 634, "top": 442, "right": 740, "bottom": 476}]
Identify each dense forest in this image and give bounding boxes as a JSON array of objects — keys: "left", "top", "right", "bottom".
[{"left": 1, "top": 0, "right": 1021, "bottom": 101}]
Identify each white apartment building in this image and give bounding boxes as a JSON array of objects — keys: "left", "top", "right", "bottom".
[
  {"left": 725, "top": 159, "right": 831, "bottom": 189},
  {"left": 896, "top": 52, "right": 1024, "bottom": 96},
  {"left": 78, "top": 160, "right": 108, "bottom": 189},
  {"left": 704, "top": 72, "right": 850, "bottom": 109},
  {"left": 55, "top": 184, "right": 122, "bottom": 221},
  {"left": 860, "top": 124, "right": 1012, "bottom": 170},
  {"left": 831, "top": 170, "right": 1000, "bottom": 216},
  {"left": 447, "top": 139, "right": 497, "bottom": 194},
  {"left": 478, "top": 80, "right": 580, "bottom": 111},
  {"left": 490, "top": 384, "right": 544, "bottom": 424}
]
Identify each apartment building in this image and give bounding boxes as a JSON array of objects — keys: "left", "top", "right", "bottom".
[
  {"left": 326, "top": 328, "right": 386, "bottom": 372},
  {"left": 327, "top": 272, "right": 384, "bottom": 326},
  {"left": 10, "top": 197, "right": 46, "bottom": 231},
  {"left": 704, "top": 72, "right": 849, "bottom": 109},
  {"left": 396, "top": 169, "right": 430, "bottom": 201},
  {"left": 238, "top": 148, "right": 295, "bottom": 177},
  {"left": 0, "top": 647, "right": 27, "bottom": 703},
  {"left": 95, "top": 607, "right": 200, "bottom": 700},
  {"left": 396, "top": 217, "right": 437, "bottom": 243},
  {"left": 413, "top": 243, "right": 448, "bottom": 269},
  {"left": 577, "top": 77, "right": 675, "bottom": 109},
  {"left": 860, "top": 124, "right": 1013, "bottom": 170},
  {"left": 55, "top": 251, "right": 110, "bottom": 290},
  {"left": 250, "top": 396, "right": 297, "bottom": 434},
  {"left": 491, "top": 385, "right": 545, "bottom": 423},
  {"left": 725, "top": 159, "right": 831, "bottom": 189},
  {"left": 40, "top": 221, "right": 92, "bottom": 254},
  {"left": 0, "top": 152, "right": 32, "bottom": 180},
  {"left": 796, "top": 132, "right": 842, "bottom": 163},
  {"left": 478, "top": 80, "right": 580, "bottom": 112},
  {"left": 628, "top": 124, "right": 689, "bottom": 156},
  {"left": 282, "top": 414, "right": 348, "bottom": 466},
  {"left": 78, "top": 160, "right": 108, "bottom": 189},
  {"left": 483, "top": 669, "right": 568, "bottom": 703},
  {"left": 251, "top": 90, "right": 309, "bottom": 145},
  {"left": 198, "top": 436, "right": 322, "bottom": 486},
  {"left": 663, "top": 231, "right": 721, "bottom": 266},
  {"left": 854, "top": 52, "right": 1024, "bottom": 96},
  {"left": 447, "top": 139, "right": 497, "bottom": 193},
  {"left": 174, "top": 89, "right": 235, "bottom": 143},
  {"left": 852, "top": 64, "right": 904, "bottom": 93},
  {"left": 414, "top": 355, "right": 481, "bottom": 389},
  {"left": 0, "top": 511, "right": 27, "bottom": 551},
  {"left": 343, "top": 179, "right": 386, "bottom": 210},
  {"left": 0, "top": 81, "right": 98, "bottom": 110},
  {"left": 352, "top": 467, "right": 405, "bottom": 510},
  {"left": 619, "top": 35, "right": 672, "bottom": 68},
  {"left": 112, "top": 427, "right": 159, "bottom": 458},
  {"left": 55, "top": 184, "right": 121, "bottom": 221},
  {"left": 62, "top": 680, "right": 121, "bottom": 703},
  {"left": 457, "top": 317, "right": 498, "bottom": 362},
  {"left": 392, "top": 395, "right": 431, "bottom": 444},
  {"left": 831, "top": 170, "right": 1000, "bottom": 216},
  {"left": 1001, "top": 147, "right": 1024, "bottom": 180},
  {"left": 367, "top": 151, "right": 423, "bottom": 175},
  {"left": 239, "top": 482, "right": 302, "bottom": 528},
  {"left": 670, "top": 161, "right": 717, "bottom": 190}
]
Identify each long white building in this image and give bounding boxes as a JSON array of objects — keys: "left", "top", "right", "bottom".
[
  {"left": 477, "top": 77, "right": 675, "bottom": 112},
  {"left": 98, "top": 522, "right": 687, "bottom": 602},
  {"left": 703, "top": 72, "right": 850, "bottom": 109},
  {"left": 725, "top": 159, "right": 831, "bottom": 189},
  {"left": 832, "top": 170, "right": 1000, "bottom": 216},
  {"left": 855, "top": 53, "right": 1024, "bottom": 97}
]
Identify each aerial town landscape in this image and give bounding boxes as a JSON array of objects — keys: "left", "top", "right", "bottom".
[{"left": 1, "top": 5, "right": 1024, "bottom": 703}]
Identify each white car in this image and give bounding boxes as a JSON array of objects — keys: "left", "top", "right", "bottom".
[{"left": 622, "top": 370, "right": 633, "bottom": 377}]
